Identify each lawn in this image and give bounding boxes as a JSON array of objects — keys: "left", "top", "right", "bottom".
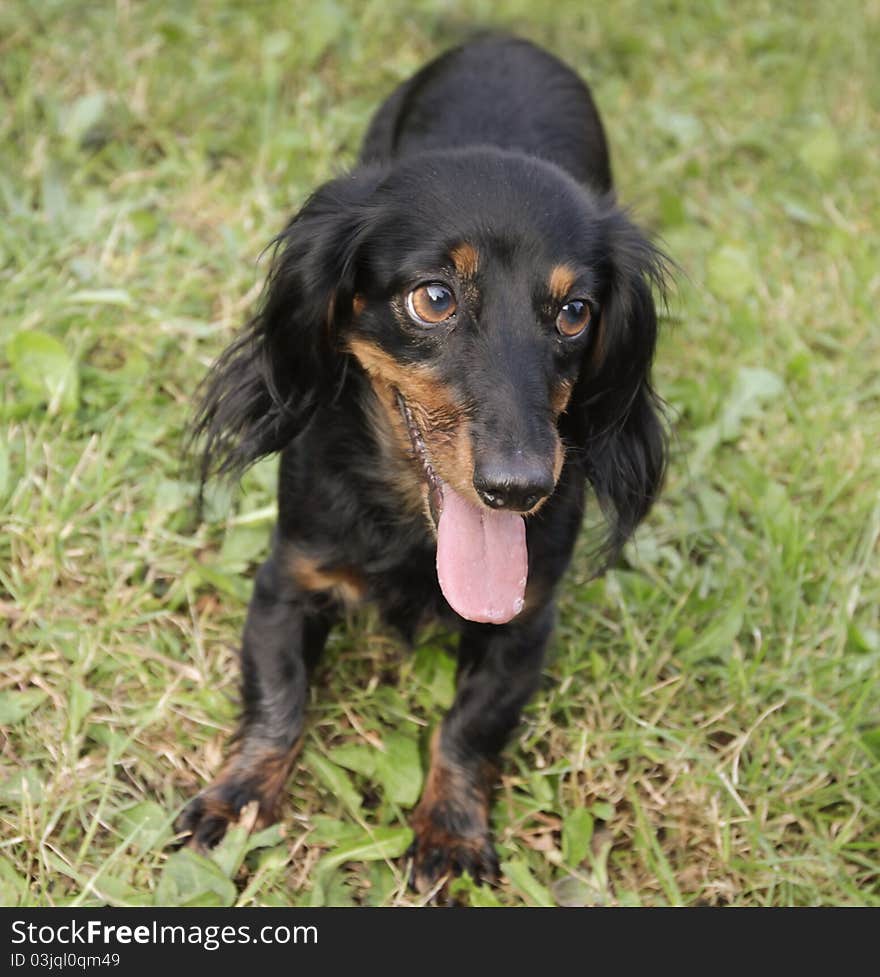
[{"left": 1, "top": 0, "right": 878, "bottom": 907}]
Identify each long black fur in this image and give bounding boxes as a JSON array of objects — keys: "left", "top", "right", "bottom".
[{"left": 180, "top": 35, "right": 670, "bottom": 892}]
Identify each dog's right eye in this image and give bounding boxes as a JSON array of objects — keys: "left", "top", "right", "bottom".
[
  {"left": 556, "top": 299, "right": 592, "bottom": 338},
  {"left": 406, "top": 283, "right": 457, "bottom": 326}
]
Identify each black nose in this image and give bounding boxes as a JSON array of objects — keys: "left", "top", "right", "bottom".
[{"left": 473, "top": 456, "right": 556, "bottom": 512}]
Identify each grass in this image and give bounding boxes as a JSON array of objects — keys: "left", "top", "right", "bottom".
[{"left": 1, "top": 0, "right": 878, "bottom": 907}]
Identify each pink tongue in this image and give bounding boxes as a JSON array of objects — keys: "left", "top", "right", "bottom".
[{"left": 436, "top": 486, "right": 528, "bottom": 624}]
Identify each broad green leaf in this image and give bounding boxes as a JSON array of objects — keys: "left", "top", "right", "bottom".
[
  {"left": 465, "top": 883, "right": 504, "bottom": 907},
  {"left": 315, "top": 826, "right": 413, "bottom": 875},
  {"left": 562, "top": 807, "right": 594, "bottom": 867},
  {"left": 62, "top": 92, "right": 108, "bottom": 144},
  {"left": 210, "top": 808, "right": 258, "bottom": 877},
  {"left": 591, "top": 801, "right": 615, "bottom": 822},
  {"left": 706, "top": 244, "right": 756, "bottom": 302},
  {"left": 297, "top": 1, "right": 345, "bottom": 66},
  {"left": 67, "top": 289, "right": 133, "bottom": 307},
  {"left": 428, "top": 650, "right": 457, "bottom": 708},
  {"left": 799, "top": 126, "right": 841, "bottom": 178},
  {"left": 374, "top": 731, "right": 422, "bottom": 808},
  {"left": 690, "top": 366, "right": 784, "bottom": 469},
  {"left": 185, "top": 564, "right": 250, "bottom": 603},
  {"left": 0, "top": 768, "right": 43, "bottom": 805},
  {"left": 658, "top": 189, "right": 686, "bottom": 228},
  {"left": 67, "top": 681, "right": 94, "bottom": 736},
  {"left": 0, "top": 690, "right": 47, "bottom": 725},
  {"left": 654, "top": 109, "right": 703, "bottom": 147},
  {"left": 718, "top": 366, "right": 784, "bottom": 440},
  {"left": 207, "top": 808, "right": 283, "bottom": 877},
  {"left": 326, "top": 744, "right": 377, "bottom": 779},
  {"left": 448, "top": 872, "right": 503, "bottom": 907},
  {"left": 551, "top": 874, "right": 604, "bottom": 907},
  {"left": 198, "top": 480, "right": 234, "bottom": 523},
  {"left": 683, "top": 604, "right": 744, "bottom": 663},
  {"left": 246, "top": 823, "right": 286, "bottom": 851},
  {"left": 307, "top": 750, "right": 362, "bottom": 816},
  {"left": 91, "top": 872, "right": 150, "bottom": 906},
  {"left": 309, "top": 825, "right": 412, "bottom": 906},
  {"left": 262, "top": 30, "right": 290, "bottom": 60},
  {"left": 117, "top": 801, "right": 175, "bottom": 853},
  {"left": 526, "top": 770, "right": 555, "bottom": 809},
  {"left": 364, "top": 861, "right": 398, "bottom": 906},
  {"left": 41, "top": 163, "right": 68, "bottom": 221},
  {"left": 219, "top": 525, "right": 269, "bottom": 570},
  {"left": 324, "top": 872, "right": 357, "bottom": 906},
  {"left": 777, "top": 194, "right": 824, "bottom": 227},
  {"left": 240, "top": 455, "right": 279, "bottom": 496},
  {"left": 0, "top": 856, "right": 29, "bottom": 905},
  {"left": 696, "top": 485, "right": 727, "bottom": 530},
  {"left": 87, "top": 723, "right": 128, "bottom": 755},
  {"left": 760, "top": 481, "right": 799, "bottom": 550},
  {"left": 412, "top": 644, "right": 457, "bottom": 708},
  {"left": 371, "top": 685, "right": 411, "bottom": 721},
  {"left": 308, "top": 817, "right": 367, "bottom": 847},
  {"left": 129, "top": 208, "right": 159, "bottom": 238},
  {"left": 847, "top": 623, "right": 879, "bottom": 655},
  {"left": 861, "top": 729, "right": 880, "bottom": 760},
  {"left": 7, "top": 331, "right": 79, "bottom": 413},
  {"left": 153, "top": 479, "right": 194, "bottom": 513},
  {"left": 155, "top": 849, "right": 237, "bottom": 907},
  {"left": 500, "top": 858, "right": 554, "bottom": 907}
]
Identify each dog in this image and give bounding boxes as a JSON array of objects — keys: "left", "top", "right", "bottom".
[{"left": 177, "top": 35, "right": 669, "bottom": 894}]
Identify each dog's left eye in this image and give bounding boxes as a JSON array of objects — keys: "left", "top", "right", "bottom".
[
  {"left": 406, "top": 283, "right": 457, "bottom": 326},
  {"left": 556, "top": 299, "right": 592, "bottom": 338}
]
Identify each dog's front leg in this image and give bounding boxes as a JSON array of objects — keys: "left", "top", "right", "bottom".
[
  {"left": 176, "top": 551, "right": 336, "bottom": 850},
  {"left": 409, "top": 607, "right": 553, "bottom": 893}
]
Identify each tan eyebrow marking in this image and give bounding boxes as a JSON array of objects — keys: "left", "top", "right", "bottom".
[
  {"left": 450, "top": 242, "right": 480, "bottom": 278},
  {"left": 548, "top": 264, "right": 578, "bottom": 302}
]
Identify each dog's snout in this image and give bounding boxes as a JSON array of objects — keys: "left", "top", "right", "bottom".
[{"left": 473, "top": 456, "right": 555, "bottom": 512}]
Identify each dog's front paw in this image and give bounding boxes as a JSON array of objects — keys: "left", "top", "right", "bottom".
[
  {"left": 408, "top": 818, "right": 500, "bottom": 894},
  {"left": 174, "top": 786, "right": 256, "bottom": 852},
  {"left": 174, "top": 744, "right": 297, "bottom": 851}
]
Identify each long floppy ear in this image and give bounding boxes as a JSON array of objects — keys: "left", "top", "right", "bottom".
[
  {"left": 569, "top": 206, "right": 671, "bottom": 560},
  {"left": 190, "top": 167, "right": 382, "bottom": 484}
]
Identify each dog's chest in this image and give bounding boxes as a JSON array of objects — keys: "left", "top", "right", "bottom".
[{"left": 278, "top": 421, "right": 450, "bottom": 628}]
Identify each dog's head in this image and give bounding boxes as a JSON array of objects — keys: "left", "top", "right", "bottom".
[{"left": 194, "top": 149, "right": 669, "bottom": 623}]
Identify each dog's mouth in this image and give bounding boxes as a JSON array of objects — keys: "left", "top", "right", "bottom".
[{"left": 395, "top": 390, "right": 527, "bottom": 625}]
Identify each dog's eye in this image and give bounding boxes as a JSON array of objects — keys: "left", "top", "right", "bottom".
[
  {"left": 406, "top": 283, "right": 457, "bottom": 325},
  {"left": 556, "top": 299, "right": 592, "bottom": 338}
]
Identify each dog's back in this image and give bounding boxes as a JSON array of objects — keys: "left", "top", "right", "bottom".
[{"left": 360, "top": 36, "right": 613, "bottom": 192}]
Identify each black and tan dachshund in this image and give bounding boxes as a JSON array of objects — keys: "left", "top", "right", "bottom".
[{"left": 177, "top": 35, "right": 669, "bottom": 893}]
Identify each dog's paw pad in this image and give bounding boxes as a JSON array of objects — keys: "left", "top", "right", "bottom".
[
  {"left": 408, "top": 830, "right": 500, "bottom": 895},
  {"left": 174, "top": 792, "right": 264, "bottom": 852}
]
